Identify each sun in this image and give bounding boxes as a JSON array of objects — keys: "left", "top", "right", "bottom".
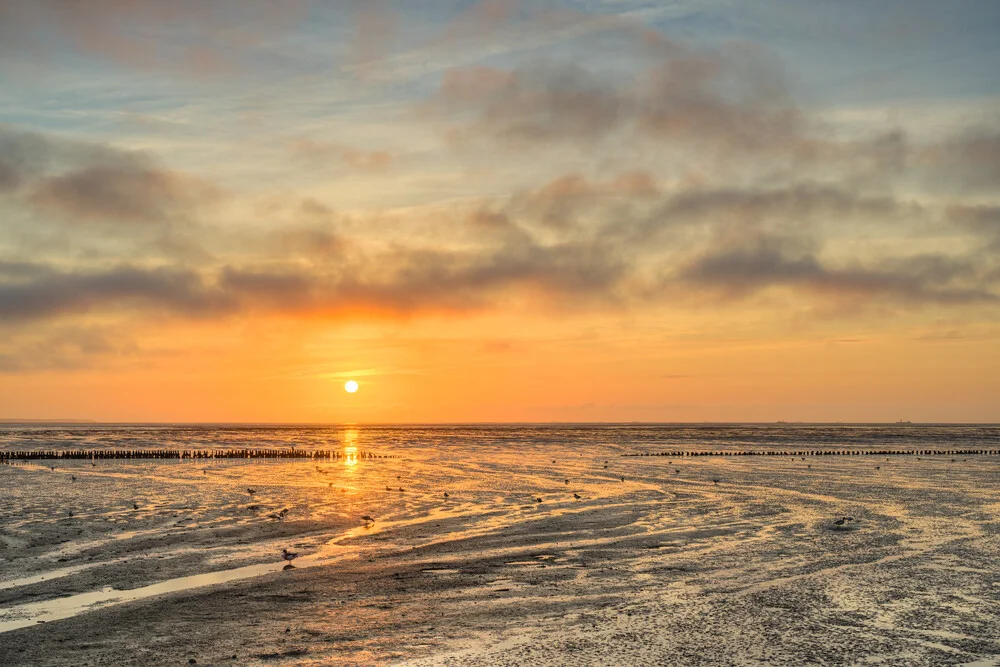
[{"left": 344, "top": 380, "right": 359, "bottom": 393}]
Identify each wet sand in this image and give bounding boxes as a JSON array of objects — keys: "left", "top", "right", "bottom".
[{"left": 2, "top": 438, "right": 1000, "bottom": 665}]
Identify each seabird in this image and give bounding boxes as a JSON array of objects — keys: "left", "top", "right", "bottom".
[
  {"left": 564, "top": 479, "right": 569, "bottom": 484},
  {"left": 574, "top": 493, "right": 581, "bottom": 499},
  {"left": 71, "top": 475, "right": 76, "bottom": 481},
  {"left": 620, "top": 476, "right": 625, "bottom": 482},
  {"left": 361, "top": 515, "right": 375, "bottom": 525},
  {"left": 133, "top": 503, "right": 139, "bottom": 510},
  {"left": 536, "top": 497, "right": 542, "bottom": 503},
  {"left": 712, "top": 479, "right": 720, "bottom": 485},
  {"left": 443, "top": 492, "right": 449, "bottom": 498},
  {"left": 398, "top": 487, "right": 404, "bottom": 492},
  {"left": 281, "top": 548, "right": 299, "bottom": 563},
  {"left": 247, "top": 488, "right": 256, "bottom": 496}
]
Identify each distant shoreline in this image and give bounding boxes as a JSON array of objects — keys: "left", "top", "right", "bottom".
[
  {"left": 2, "top": 420, "right": 1000, "bottom": 427},
  {"left": 0, "top": 419, "right": 97, "bottom": 424}
]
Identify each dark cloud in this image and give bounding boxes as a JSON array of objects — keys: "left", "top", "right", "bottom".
[
  {"left": 0, "top": 227, "right": 628, "bottom": 325},
  {"left": 0, "top": 264, "right": 231, "bottom": 323},
  {"left": 677, "top": 235, "right": 998, "bottom": 305},
  {"left": 0, "top": 160, "right": 21, "bottom": 192},
  {"left": 0, "top": 124, "right": 219, "bottom": 226},
  {"left": 948, "top": 204, "right": 1000, "bottom": 251},
  {"left": 30, "top": 164, "right": 217, "bottom": 225},
  {"left": 920, "top": 130, "right": 1000, "bottom": 193},
  {"left": 433, "top": 41, "right": 805, "bottom": 156},
  {"left": 437, "top": 63, "right": 627, "bottom": 145}
]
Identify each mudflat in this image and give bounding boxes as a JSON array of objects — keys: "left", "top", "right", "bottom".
[{"left": 1, "top": 431, "right": 999, "bottom": 665}]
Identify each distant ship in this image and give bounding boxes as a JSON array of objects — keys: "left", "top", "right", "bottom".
[{"left": 896, "top": 419, "right": 912, "bottom": 424}]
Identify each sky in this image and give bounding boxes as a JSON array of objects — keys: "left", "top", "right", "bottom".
[{"left": 0, "top": 0, "right": 998, "bottom": 423}]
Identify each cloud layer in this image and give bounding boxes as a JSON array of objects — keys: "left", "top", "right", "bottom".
[{"left": 0, "top": 1, "right": 998, "bottom": 380}]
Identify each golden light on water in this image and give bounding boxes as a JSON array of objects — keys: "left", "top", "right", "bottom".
[
  {"left": 343, "top": 428, "right": 359, "bottom": 467},
  {"left": 344, "top": 380, "right": 359, "bottom": 394}
]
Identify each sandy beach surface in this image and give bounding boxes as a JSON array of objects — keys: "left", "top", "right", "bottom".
[{"left": 1, "top": 425, "right": 1000, "bottom": 665}]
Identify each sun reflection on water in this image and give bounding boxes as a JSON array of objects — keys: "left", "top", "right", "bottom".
[{"left": 343, "top": 428, "right": 359, "bottom": 467}]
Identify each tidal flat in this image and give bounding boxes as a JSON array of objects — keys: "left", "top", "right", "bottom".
[{"left": 1, "top": 425, "right": 999, "bottom": 666}]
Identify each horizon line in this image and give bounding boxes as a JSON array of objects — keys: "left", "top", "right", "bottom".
[{"left": 2, "top": 420, "right": 999, "bottom": 427}]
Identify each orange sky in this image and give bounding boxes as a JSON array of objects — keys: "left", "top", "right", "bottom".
[{"left": 1, "top": 1, "right": 999, "bottom": 422}]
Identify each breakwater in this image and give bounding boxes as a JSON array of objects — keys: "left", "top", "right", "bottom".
[
  {"left": 623, "top": 449, "right": 999, "bottom": 457},
  {"left": 0, "top": 448, "right": 396, "bottom": 461}
]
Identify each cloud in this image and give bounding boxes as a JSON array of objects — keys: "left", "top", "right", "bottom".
[
  {"left": 0, "top": 0, "right": 314, "bottom": 75},
  {"left": 0, "top": 264, "right": 231, "bottom": 323},
  {"left": 0, "top": 326, "right": 138, "bottom": 373},
  {"left": 436, "top": 63, "right": 628, "bottom": 145},
  {"left": 0, "top": 160, "right": 21, "bottom": 192},
  {"left": 431, "top": 40, "right": 805, "bottom": 155},
  {"left": 0, "top": 124, "right": 219, "bottom": 226},
  {"left": 677, "top": 234, "right": 997, "bottom": 305},
  {"left": 918, "top": 129, "right": 1000, "bottom": 193},
  {"left": 948, "top": 204, "right": 1000, "bottom": 250},
  {"left": 30, "top": 164, "right": 218, "bottom": 225},
  {"left": 0, "top": 222, "right": 628, "bottom": 325}
]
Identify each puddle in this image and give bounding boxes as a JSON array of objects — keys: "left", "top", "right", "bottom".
[
  {"left": 0, "top": 547, "right": 360, "bottom": 634},
  {"left": 0, "top": 561, "right": 125, "bottom": 591},
  {"left": 421, "top": 568, "right": 461, "bottom": 575}
]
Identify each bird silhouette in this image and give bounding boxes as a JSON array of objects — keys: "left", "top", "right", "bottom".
[
  {"left": 281, "top": 548, "right": 298, "bottom": 563},
  {"left": 361, "top": 515, "right": 375, "bottom": 525},
  {"left": 712, "top": 479, "right": 720, "bottom": 485},
  {"left": 443, "top": 492, "right": 449, "bottom": 498},
  {"left": 247, "top": 488, "right": 256, "bottom": 496},
  {"left": 132, "top": 503, "right": 139, "bottom": 510},
  {"left": 573, "top": 493, "right": 581, "bottom": 499}
]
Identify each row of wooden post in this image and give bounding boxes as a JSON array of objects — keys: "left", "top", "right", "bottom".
[{"left": 0, "top": 449, "right": 397, "bottom": 461}]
